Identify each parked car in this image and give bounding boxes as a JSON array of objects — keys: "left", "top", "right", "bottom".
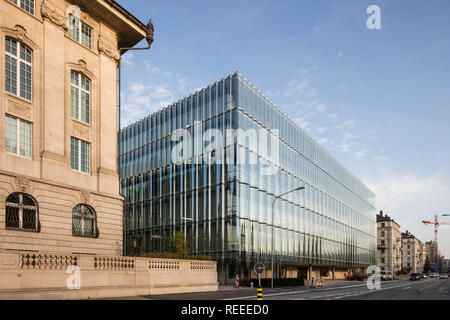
[
  {"left": 380, "top": 271, "right": 393, "bottom": 281},
  {"left": 439, "top": 274, "right": 448, "bottom": 279},
  {"left": 409, "top": 273, "right": 421, "bottom": 281}
]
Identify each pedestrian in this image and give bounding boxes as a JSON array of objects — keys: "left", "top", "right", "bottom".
[{"left": 234, "top": 274, "right": 239, "bottom": 288}]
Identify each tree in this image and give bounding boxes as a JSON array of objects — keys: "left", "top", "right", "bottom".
[
  {"left": 172, "top": 231, "right": 190, "bottom": 257},
  {"left": 424, "top": 256, "right": 431, "bottom": 273}
]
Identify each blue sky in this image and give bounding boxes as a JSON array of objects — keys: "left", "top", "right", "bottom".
[{"left": 117, "top": 0, "right": 450, "bottom": 257}]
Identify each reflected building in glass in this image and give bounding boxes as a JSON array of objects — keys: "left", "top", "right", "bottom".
[{"left": 119, "top": 73, "right": 377, "bottom": 284}]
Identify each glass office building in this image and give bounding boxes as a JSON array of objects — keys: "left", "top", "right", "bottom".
[{"left": 119, "top": 73, "right": 376, "bottom": 284}]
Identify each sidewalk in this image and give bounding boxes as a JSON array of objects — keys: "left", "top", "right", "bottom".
[{"left": 218, "top": 279, "right": 368, "bottom": 292}]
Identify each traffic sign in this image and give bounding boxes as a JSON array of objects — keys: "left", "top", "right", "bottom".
[{"left": 254, "top": 262, "right": 265, "bottom": 275}]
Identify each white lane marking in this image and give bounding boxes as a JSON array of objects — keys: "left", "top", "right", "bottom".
[
  {"left": 223, "top": 280, "right": 404, "bottom": 300},
  {"left": 332, "top": 281, "right": 428, "bottom": 299}
]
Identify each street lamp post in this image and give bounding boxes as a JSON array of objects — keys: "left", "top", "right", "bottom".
[{"left": 271, "top": 186, "right": 305, "bottom": 289}]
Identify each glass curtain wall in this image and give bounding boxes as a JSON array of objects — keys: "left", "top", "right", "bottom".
[{"left": 120, "top": 73, "right": 377, "bottom": 283}]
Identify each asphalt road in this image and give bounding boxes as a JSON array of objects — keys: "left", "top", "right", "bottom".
[
  {"left": 106, "top": 278, "right": 450, "bottom": 300},
  {"left": 255, "top": 278, "right": 450, "bottom": 300}
]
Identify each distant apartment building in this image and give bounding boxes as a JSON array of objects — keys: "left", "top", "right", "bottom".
[
  {"left": 401, "top": 231, "right": 426, "bottom": 273},
  {"left": 439, "top": 257, "right": 449, "bottom": 273},
  {"left": 376, "top": 211, "right": 402, "bottom": 274},
  {"left": 426, "top": 241, "right": 438, "bottom": 269},
  {"left": 419, "top": 241, "right": 428, "bottom": 273}
]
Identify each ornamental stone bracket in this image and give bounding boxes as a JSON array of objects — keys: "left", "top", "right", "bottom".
[
  {"left": 15, "top": 176, "right": 31, "bottom": 193},
  {"left": 80, "top": 191, "right": 92, "bottom": 205},
  {"left": 41, "top": 1, "right": 68, "bottom": 31},
  {"left": 98, "top": 37, "right": 120, "bottom": 64},
  {"left": 0, "top": 25, "right": 38, "bottom": 49},
  {"left": 69, "top": 59, "right": 96, "bottom": 80}
]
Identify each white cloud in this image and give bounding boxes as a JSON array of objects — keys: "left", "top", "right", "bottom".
[
  {"left": 292, "top": 117, "right": 310, "bottom": 129},
  {"left": 285, "top": 79, "right": 308, "bottom": 97},
  {"left": 367, "top": 174, "right": 443, "bottom": 212},
  {"left": 353, "top": 149, "right": 369, "bottom": 160},
  {"left": 328, "top": 113, "right": 339, "bottom": 120},
  {"left": 279, "top": 69, "right": 377, "bottom": 169},
  {"left": 316, "top": 104, "right": 327, "bottom": 112},
  {"left": 144, "top": 61, "right": 173, "bottom": 77},
  {"left": 337, "top": 51, "right": 344, "bottom": 58},
  {"left": 364, "top": 173, "right": 450, "bottom": 256},
  {"left": 343, "top": 120, "right": 356, "bottom": 129},
  {"left": 337, "top": 142, "right": 353, "bottom": 153},
  {"left": 316, "top": 126, "right": 328, "bottom": 134},
  {"left": 343, "top": 133, "right": 354, "bottom": 139},
  {"left": 122, "top": 52, "right": 134, "bottom": 67},
  {"left": 120, "top": 63, "right": 192, "bottom": 127}
]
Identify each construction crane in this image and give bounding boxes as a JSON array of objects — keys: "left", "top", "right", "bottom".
[{"left": 422, "top": 214, "right": 450, "bottom": 269}]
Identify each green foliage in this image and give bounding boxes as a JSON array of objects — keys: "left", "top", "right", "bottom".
[
  {"left": 424, "top": 256, "right": 431, "bottom": 273},
  {"left": 239, "top": 277, "right": 304, "bottom": 287},
  {"left": 172, "top": 231, "right": 190, "bottom": 257},
  {"left": 139, "top": 252, "right": 212, "bottom": 261},
  {"left": 345, "top": 273, "right": 368, "bottom": 281},
  {"left": 136, "top": 231, "right": 213, "bottom": 261},
  {"left": 396, "top": 269, "right": 408, "bottom": 275}
]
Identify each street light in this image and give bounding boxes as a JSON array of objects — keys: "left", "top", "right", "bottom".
[{"left": 271, "top": 186, "right": 305, "bottom": 289}]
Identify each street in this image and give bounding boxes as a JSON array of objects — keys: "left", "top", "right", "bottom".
[{"left": 106, "top": 278, "right": 450, "bottom": 300}]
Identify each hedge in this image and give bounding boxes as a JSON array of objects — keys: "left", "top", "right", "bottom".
[
  {"left": 139, "top": 252, "right": 213, "bottom": 261},
  {"left": 239, "top": 277, "right": 304, "bottom": 287}
]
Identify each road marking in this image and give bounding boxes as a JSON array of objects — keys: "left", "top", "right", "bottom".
[
  {"left": 222, "top": 284, "right": 368, "bottom": 300},
  {"left": 332, "top": 281, "right": 428, "bottom": 299},
  {"left": 223, "top": 280, "right": 404, "bottom": 300}
]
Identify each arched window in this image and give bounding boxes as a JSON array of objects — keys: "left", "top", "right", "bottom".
[
  {"left": 5, "top": 37, "right": 32, "bottom": 100},
  {"left": 5, "top": 192, "right": 39, "bottom": 232},
  {"left": 72, "top": 204, "right": 98, "bottom": 238}
]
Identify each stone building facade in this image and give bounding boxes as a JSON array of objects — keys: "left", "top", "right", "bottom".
[
  {"left": 426, "top": 240, "right": 437, "bottom": 269},
  {"left": 376, "top": 211, "right": 402, "bottom": 274},
  {"left": 419, "top": 241, "right": 428, "bottom": 273},
  {"left": 0, "top": 0, "right": 148, "bottom": 256},
  {"left": 401, "top": 231, "right": 426, "bottom": 274}
]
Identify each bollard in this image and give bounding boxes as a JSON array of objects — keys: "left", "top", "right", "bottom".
[
  {"left": 257, "top": 287, "right": 263, "bottom": 301},
  {"left": 234, "top": 274, "right": 239, "bottom": 288}
]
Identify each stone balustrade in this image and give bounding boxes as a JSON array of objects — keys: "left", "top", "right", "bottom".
[
  {"left": 94, "top": 256, "right": 135, "bottom": 271},
  {"left": 19, "top": 253, "right": 79, "bottom": 270},
  {"left": 0, "top": 250, "right": 218, "bottom": 299}
]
